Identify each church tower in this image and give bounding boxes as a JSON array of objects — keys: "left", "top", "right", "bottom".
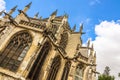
[{"left": 0, "top": 2, "right": 97, "bottom": 80}]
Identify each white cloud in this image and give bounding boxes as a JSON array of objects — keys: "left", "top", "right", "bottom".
[
  {"left": 90, "top": 0, "right": 101, "bottom": 6},
  {"left": 0, "top": 0, "right": 5, "bottom": 11},
  {"left": 0, "top": 0, "right": 5, "bottom": 18},
  {"left": 92, "top": 20, "right": 120, "bottom": 80}
]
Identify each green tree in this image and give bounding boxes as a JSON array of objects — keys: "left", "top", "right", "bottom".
[
  {"left": 98, "top": 66, "right": 115, "bottom": 80},
  {"left": 98, "top": 74, "right": 115, "bottom": 80},
  {"left": 118, "top": 73, "right": 120, "bottom": 78}
]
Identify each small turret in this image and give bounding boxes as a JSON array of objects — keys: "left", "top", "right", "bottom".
[
  {"left": 23, "top": 2, "right": 32, "bottom": 13},
  {"left": 39, "top": 16, "right": 42, "bottom": 20},
  {"left": 94, "top": 52, "right": 96, "bottom": 58},
  {"left": 34, "top": 12, "right": 39, "bottom": 18},
  {"left": 0, "top": 10, "right": 4, "bottom": 16},
  {"left": 50, "top": 9, "right": 57, "bottom": 17},
  {"left": 79, "top": 23, "right": 85, "bottom": 34},
  {"left": 49, "top": 9, "right": 57, "bottom": 21},
  {"left": 46, "top": 10, "right": 57, "bottom": 28},
  {"left": 91, "top": 43, "right": 94, "bottom": 50},
  {"left": 87, "top": 39, "right": 90, "bottom": 48},
  {"left": 63, "top": 13, "right": 69, "bottom": 19},
  {"left": 61, "top": 13, "right": 68, "bottom": 24},
  {"left": 93, "top": 52, "right": 96, "bottom": 64},
  {"left": 72, "top": 24, "right": 76, "bottom": 32},
  {"left": 8, "top": 5, "right": 17, "bottom": 15}
]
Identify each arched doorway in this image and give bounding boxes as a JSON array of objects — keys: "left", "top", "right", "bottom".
[
  {"left": 0, "top": 31, "right": 32, "bottom": 72},
  {"left": 28, "top": 42, "right": 51, "bottom": 80}
]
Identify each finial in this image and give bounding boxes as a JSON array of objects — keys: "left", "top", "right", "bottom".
[
  {"left": 23, "top": 2, "right": 32, "bottom": 13},
  {"left": 87, "top": 39, "right": 90, "bottom": 48},
  {"left": 91, "top": 43, "right": 94, "bottom": 50},
  {"left": 79, "top": 23, "right": 85, "bottom": 34},
  {"left": 25, "top": 2, "right": 32, "bottom": 8},
  {"left": 64, "top": 13, "right": 69, "bottom": 18},
  {"left": 3, "top": 12, "right": 18, "bottom": 25},
  {"left": 34, "top": 12, "right": 39, "bottom": 18},
  {"left": 51, "top": 9, "right": 57, "bottom": 16},
  {"left": 94, "top": 52, "right": 96, "bottom": 58},
  {"left": 8, "top": 5, "right": 17, "bottom": 15},
  {"left": 48, "top": 10, "right": 57, "bottom": 22},
  {"left": 39, "top": 16, "right": 42, "bottom": 20},
  {"left": 11, "top": 5, "right": 17, "bottom": 12},
  {"left": 0, "top": 10, "right": 4, "bottom": 16},
  {"left": 72, "top": 24, "right": 76, "bottom": 32},
  {"left": 80, "top": 23, "right": 83, "bottom": 32}
]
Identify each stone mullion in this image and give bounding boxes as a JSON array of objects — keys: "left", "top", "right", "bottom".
[{"left": 0, "top": 41, "right": 15, "bottom": 65}]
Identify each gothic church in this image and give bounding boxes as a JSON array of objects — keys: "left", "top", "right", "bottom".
[{"left": 0, "top": 2, "right": 97, "bottom": 80}]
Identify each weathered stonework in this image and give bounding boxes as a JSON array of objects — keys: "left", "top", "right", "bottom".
[{"left": 0, "top": 2, "right": 97, "bottom": 80}]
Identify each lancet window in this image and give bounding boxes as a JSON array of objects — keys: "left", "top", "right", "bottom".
[
  {"left": 28, "top": 42, "right": 51, "bottom": 80},
  {"left": 50, "top": 25, "right": 58, "bottom": 34},
  {"left": 59, "top": 32, "right": 68, "bottom": 49},
  {"left": 47, "top": 55, "right": 61, "bottom": 80},
  {"left": 75, "top": 64, "right": 84, "bottom": 80},
  {"left": 61, "top": 61, "right": 71, "bottom": 80}
]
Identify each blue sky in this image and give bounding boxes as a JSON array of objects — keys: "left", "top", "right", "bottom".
[
  {"left": 4, "top": 0, "right": 120, "bottom": 42},
  {"left": 1, "top": 0, "right": 120, "bottom": 79},
  {"left": 5, "top": 0, "right": 120, "bottom": 41}
]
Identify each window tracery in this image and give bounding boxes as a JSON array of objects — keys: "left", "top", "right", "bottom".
[
  {"left": 28, "top": 42, "right": 51, "bottom": 80},
  {"left": 59, "top": 32, "right": 68, "bottom": 50},
  {"left": 0, "top": 32, "right": 32, "bottom": 72},
  {"left": 75, "top": 64, "right": 84, "bottom": 80},
  {"left": 47, "top": 55, "right": 61, "bottom": 80},
  {"left": 50, "top": 25, "right": 58, "bottom": 34},
  {"left": 61, "top": 61, "right": 71, "bottom": 80}
]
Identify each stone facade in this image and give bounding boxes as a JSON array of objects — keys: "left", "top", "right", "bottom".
[{"left": 0, "top": 2, "right": 97, "bottom": 80}]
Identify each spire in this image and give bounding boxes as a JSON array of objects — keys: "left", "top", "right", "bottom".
[
  {"left": 23, "top": 2, "right": 32, "bottom": 13},
  {"left": 72, "top": 24, "right": 76, "bottom": 32},
  {"left": 50, "top": 9, "right": 57, "bottom": 16},
  {"left": 63, "top": 13, "right": 69, "bottom": 18},
  {"left": 0, "top": 10, "right": 4, "bottom": 16},
  {"left": 8, "top": 5, "right": 17, "bottom": 15},
  {"left": 87, "top": 39, "right": 90, "bottom": 48},
  {"left": 91, "top": 43, "right": 94, "bottom": 50},
  {"left": 80, "top": 23, "right": 83, "bottom": 33},
  {"left": 93, "top": 51, "right": 96, "bottom": 63},
  {"left": 25, "top": 2, "right": 32, "bottom": 9},
  {"left": 48, "top": 10, "right": 57, "bottom": 22},
  {"left": 39, "top": 16, "right": 42, "bottom": 20},
  {"left": 61, "top": 13, "right": 68, "bottom": 23},
  {"left": 3, "top": 12, "right": 18, "bottom": 25},
  {"left": 34, "top": 12, "right": 39, "bottom": 18},
  {"left": 79, "top": 23, "right": 85, "bottom": 34},
  {"left": 94, "top": 52, "right": 96, "bottom": 58}
]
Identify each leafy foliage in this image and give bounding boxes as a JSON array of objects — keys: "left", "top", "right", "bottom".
[
  {"left": 98, "top": 74, "right": 115, "bottom": 80},
  {"left": 98, "top": 66, "right": 115, "bottom": 80}
]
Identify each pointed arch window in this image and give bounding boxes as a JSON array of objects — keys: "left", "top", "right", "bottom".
[
  {"left": 61, "top": 61, "right": 71, "bottom": 80},
  {"left": 59, "top": 32, "right": 68, "bottom": 49},
  {"left": 28, "top": 42, "right": 51, "bottom": 80},
  {"left": 51, "top": 25, "right": 58, "bottom": 34},
  {"left": 75, "top": 64, "right": 84, "bottom": 80},
  {"left": 47, "top": 55, "right": 61, "bottom": 80},
  {"left": 0, "top": 32, "right": 32, "bottom": 72}
]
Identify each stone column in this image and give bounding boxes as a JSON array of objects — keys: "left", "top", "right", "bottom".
[
  {"left": 83, "top": 66, "right": 90, "bottom": 80},
  {"left": 68, "top": 62, "right": 76, "bottom": 80}
]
